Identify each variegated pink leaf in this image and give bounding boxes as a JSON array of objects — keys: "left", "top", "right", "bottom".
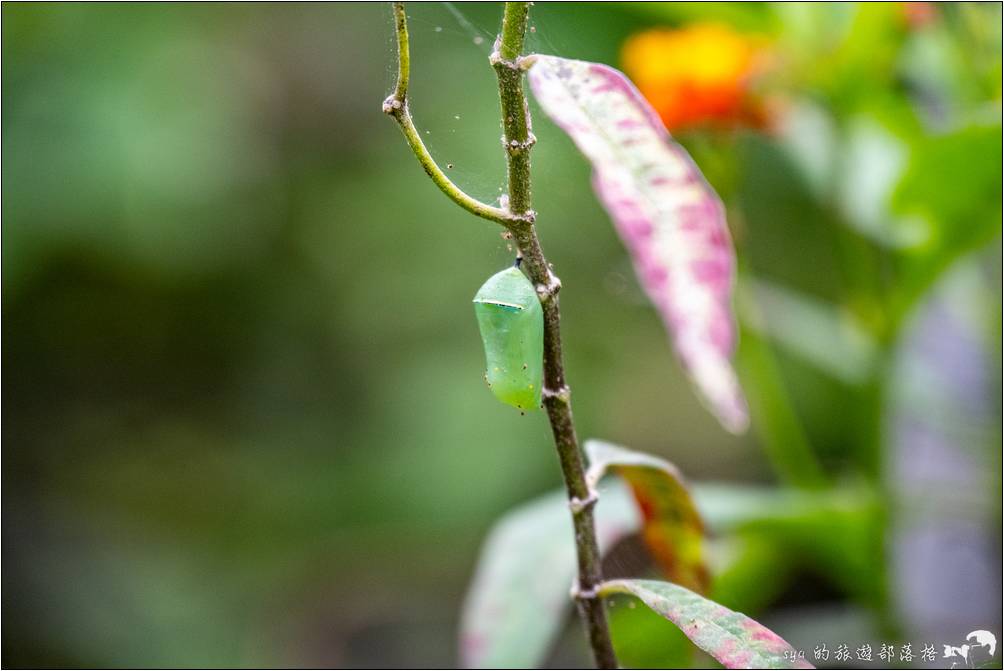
[
  {"left": 600, "top": 579, "right": 814, "bottom": 669},
  {"left": 527, "top": 55, "right": 748, "bottom": 433}
]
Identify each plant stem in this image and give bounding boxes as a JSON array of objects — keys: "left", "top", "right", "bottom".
[
  {"left": 491, "top": 7, "right": 617, "bottom": 667},
  {"left": 492, "top": 2, "right": 534, "bottom": 216},
  {"left": 384, "top": 3, "right": 617, "bottom": 667}
]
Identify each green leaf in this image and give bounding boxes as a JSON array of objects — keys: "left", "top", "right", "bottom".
[
  {"left": 600, "top": 579, "right": 814, "bottom": 669},
  {"left": 891, "top": 123, "right": 1003, "bottom": 317},
  {"left": 619, "top": 2, "right": 779, "bottom": 33},
  {"left": 608, "top": 592, "right": 696, "bottom": 669},
  {"left": 708, "top": 536, "right": 793, "bottom": 618},
  {"left": 585, "top": 440, "right": 709, "bottom": 592},
  {"left": 459, "top": 481, "right": 640, "bottom": 668},
  {"left": 734, "top": 325, "right": 828, "bottom": 488},
  {"left": 693, "top": 483, "right": 884, "bottom": 607},
  {"left": 835, "top": 117, "right": 923, "bottom": 249},
  {"left": 741, "top": 277, "right": 878, "bottom": 385}
]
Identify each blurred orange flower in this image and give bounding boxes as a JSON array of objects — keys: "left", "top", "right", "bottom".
[
  {"left": 902, "top": 1, "right": 937, "bottom": 28},
  {"left": 622, "top": 23, "right": 768, "bottom": 132}
]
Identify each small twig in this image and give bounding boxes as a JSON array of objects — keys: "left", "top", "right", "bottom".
[{"left": 383, "top": 3, "right": 526, "bottom": 227}]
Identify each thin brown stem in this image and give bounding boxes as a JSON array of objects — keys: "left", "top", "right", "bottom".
[
  {"left": 384, "top": 3, "right": 617, "bottom": 667},
  {"left": 495, "top": 6, "right": 616, "bottom": 664}
]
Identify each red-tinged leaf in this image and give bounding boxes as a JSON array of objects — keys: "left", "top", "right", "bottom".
[
  {"left": 585, "top": 440, "right": 708, "bottom": 593},
  {"left": 600, "top": 579, "right": 814, "bottom": 669},
  {"left": 527, "top": 55, "right": 748, "bottom": 433},
  {"left": 459, "top": 481, "right": 640, "bottom": 668}
]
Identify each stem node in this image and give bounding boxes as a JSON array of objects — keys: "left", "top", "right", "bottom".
[
  {"left": 569, "top": 489, "right": 599, "bottom": 514},
  {"left": 382, "top": 95, "right": 403, "bottom": 115},
  {"left": 502, "top": 132, "right": 537, "bottom": 153},
  {"left": 535, "top": 274, "right": 561, "bottom": 302},
  {"left": 571, "top": 582, "right": 601, "bottom": 601}
]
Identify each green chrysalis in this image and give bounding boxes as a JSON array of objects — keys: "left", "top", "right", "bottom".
[{"left": 473, "top": 266, "right": 544, "bottom": 411}]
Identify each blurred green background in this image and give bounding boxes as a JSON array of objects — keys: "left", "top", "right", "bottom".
[{"left": 2, "top": 2, "right": 1001, "bottom": 668}]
